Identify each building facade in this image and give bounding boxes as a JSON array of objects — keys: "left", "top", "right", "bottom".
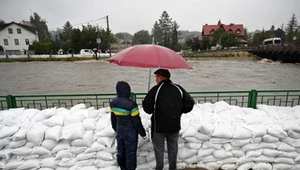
[{"left": 0, "top": 22, "right": 39, "bottom": 55}]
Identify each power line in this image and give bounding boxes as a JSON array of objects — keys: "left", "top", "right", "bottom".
[{"left": 50, "top": 16, "right": 107, "bottom": 30}]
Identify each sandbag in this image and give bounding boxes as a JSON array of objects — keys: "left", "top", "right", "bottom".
[
  {"left": 83, "top": 118, "right": 96, "bottom": 130},
  {"left": 41, "top": 139, "right": 57, "bottom": 150},
  {"left": 0, "top": 137, "right": 11, "bottom": 149},
  {"left": 212, "top": 124, "right": 233, "bottom": 139},
  {"left": 282, "top": 120, "right": 300, "bottom": 132},
  {"left": 26, "top": 123, "right": 48, "bottom": 145},
  {"left": 60, "top": 122, "right": 85, "bottom": 141},
  {"left": 272, "top": 163, "right": 294, "bottom": 170},
  {"left": 213, "top": 148, "right": 233, "bottom": 159},
  {"left": 96, "top": 151, "right": 113, "bottom": 161},
  {"left": 45, "top": 125, "right": 62, "bottom": 142},
  {"left": 197, "top": 148, "right": 214, "bottom": 158},
  {"left": 10, "top": 147, "right": 32, "bottom": 156},
  {"left": 5, "top": 139, "right": 26, "bottom": 149},
  {"left": 0, "top": 126, "right": 19, "bottom": 139},
  {"left": 94, "top": 159, "right": 116, "bottom": 168},
  {"left": 76, "top": 152, "right": 96, "bottom": 161},
  {"left": 51, "top": 142, "right": 70, "bottom": 153},
  {"left": 55, "top": 150, "right": 74, "bottom": 160},
  {"left": 43, "top": 115, "right": 64, "bottom": 127},
  {"left": 69, "top": 103, "right": 86, "bottom": 113},
  {"left": 18, "top": 159, "right": 40, "bottom": 170},
  {"left": 12, "top": 128, "right": 27, "bottom": 141},
  {"left": 69, "top": 146, "right": 88, "bottom": 154},
  {"left": 4, "top": 159, "right": 24, "bottom": 170},
  {"left": 252, "top": 162, "right": 272, "bottom": 170},
  {"left": 71, "top": 130, "right": 93, "bottom": 147},
  {"left": 31, "top": 146, "right": 51, "bottom": 156},
  {"left": 249, "top": 124, "right": 267, "bottom": 138},
  {"left": 40, "top": 157, "right": 59, "bottom": 168},
  {"left": 233, "top": 125, "right": 252, "bottom": 139}
]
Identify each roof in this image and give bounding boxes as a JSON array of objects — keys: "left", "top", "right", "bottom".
[
  {"left": 202, "top": 20, "right": 245, "bottom": 37},
  {"left": 0, "top": 22, "right": 37, "bottom": 34}
]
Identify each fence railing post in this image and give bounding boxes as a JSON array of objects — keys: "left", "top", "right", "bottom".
[
  {"left": 249, "top": 89, "right": 258, "bottom": 109},
  {"left": 131, "top": 93, "right": 137, "bottom": 103},
  {"left": 6, "top": 95, "right": 16, "bottom": 109}
]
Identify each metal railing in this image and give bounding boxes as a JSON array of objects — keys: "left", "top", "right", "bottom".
[{"left": 0, "top": 89, "right": 299, "bottom": 111}]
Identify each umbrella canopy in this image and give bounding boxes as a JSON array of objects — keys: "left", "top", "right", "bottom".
[{"left": 107, "top": 44, "right": 192, "bottom": 69}]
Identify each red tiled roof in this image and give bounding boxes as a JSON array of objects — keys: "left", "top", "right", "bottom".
[{"left": 202, "top": 21, "right": 245, "bottom": 37}]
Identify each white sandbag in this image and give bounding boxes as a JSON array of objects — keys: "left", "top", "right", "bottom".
[
  {"left": 51, "top": 142, "right": 70, "bottom": 153},
  {"left": 0, "top": 137, "right": 11, "bottom": 149},
  {"left": 199, "top": 123, "right": 215, "bottom": 135},
  {"left": 76, "top": 152, "right": 96, "bottom": 161},
  {"left": 31, "top": 146, "right": 51, "bottom": 156},
  {"left": 223, "top": 143, "right": 233, "bottom": 151},
  {"left": 98, "top": 165, "right": 119, "bottom": 170},
  {"left": 241, "top": 143, "right": 259, "bottom": 152},
  {"left": 184, "top": 155, "right": 201, "bottom": 164},
  {"left": 277, "top": 142, "right": 295, "bottom": 152},
  {"left": 31, "top": 111, "right": 46, "bottom": 122},
  {"left": 262, "top": 149, "right": 283, "bottom": 157},
  {"left": 213, "top": 101, "right": 230, "bottom": 113},
  {"left": 138, "top": 150, "right": 149, "bottom": 157},
  {"left": 205, "top": 162, "right": 222, "bottom": 170},
  {"left": 233, "top": 125, "right": 252, "bottom": 139},
  {"left": 11, "top": 147, "right": 32, "bottom": 156},
  {"left": 58, "top": 158, "right": 76, "bottom": 167},
  {"left": 209, "top": 138, "right": 231, "bottom": 144},
  {"left": 293, "top": 138, "right": 300, "bottom": 147},
  {"left": 60, "top": 122, "right": 85, "bottom": 141},
  {"left": 252, "top": 163, "right": 272, "bottom": 170},
  {"left": 88, "top": 109, "right": 102, "bottom": 118},
  {"left": 275, "top": 157, "right": 295, "bottom": 165},
  {"left": 237, "top": 162, "right": 255, "bottom": 170},
  {"left": 85, "top": 142, "right": 105, "bottom": 153},
  {"left": 243, "top": 114, "right": 262, "bottom": 125},
  {"left": 79, "top": 165, "right": 98, "bottom": 170},
  {"left": 267, "top": 125, "right": 287, "bottom": 139},
  {"left": 254, "top": 155, "right": 275, "bottom": 163},
  {"left": 96, "top": 151, "right": 113, "bottom": 161},
  {"left": 137, "top": 156, "right": 146, "bottom": 165},
  {"left": 71, "top": 130, "right": 93, "bottom": 147},
  {"left": 257, "top": 142, "right": 279, "bottom": 149},
  {"left": 94, "top": 159, "right": 116, "bottom": 168},
  {"left": 63, "top": 114, "right": 84, "bottom": 125},
  {"left": 246, "top": 149, "right": 262, "bottom": 158},
  {"left": 40, "top": 107, "right": 57, "bottom": 119},
  {"left": 17, "top": 108, "right": 39, "bottom": 122},
  {"left": 263, "top": 134, "right": 279, "bottom": 143},
  {"left": 83, "top": 118, "right": 96, "bottom": 130},
  {"left": 231, "top": 150, "right": 245, "bottom": 157},
  {"left": 176, "top": 162, "right": 188, "bottom": 169},
  {"left": 291, "top": 165, "right": 300, "bottom": 170},
  {"left": 0, "top": 148, "right": 11, "bottom": 159},
  {"left": 12, "top": 128, "right": 27, "bottom": 141},
  {"left": 97, "top": 137, "right": 115, "bottom": 148},
  {"left": 138, "top": 135, "right": 149, "bottom": 147},
  {"left": 239, "top": 156, "right": 255, "bottom": 165},
  {"left": 69, "top": 103, "right": 86, "bottom": 113},
  {"left": 272, "top": 163, "right": 294, "bottom": 170},
  {"left": 27, "top": 123, "right": 48, "bottom": 145},
  {"left": 178, "top": 147, "right": 197, "bottom": 160},
  {"left": 182, "top": 126, "right": 198, "bottom": 138},
  {"left": 201, "top": 155, "right": 218, "bottom": 163},
  {"left": 218, "top": 157, "right": 239, "bottom": 164},
  {"left": 40, "top": 157, "right": 59, "bottom": 168},
  {"left": 212, "top": 124, "right": 233, "bottom": 139},
  {"left": 69, "top": 146, "right": 87, "bottom": 154},
  {"left": 249, "top": 124, "right": 267, "bottom": 138},
  {"left": 22, "top": 154, "right": 39, "bottom": 160},
  {"left": 145, "top": 151, "right": 155, "bottom": 162},
  {"left": 281, "top": 151, "right": 298, "bottom": 158},
  {"left": 72, "top": 109, "right": 89, "bottom": 119},
  {"left": 24, "top": 141, "right": 36, "bottom": 148},
  {"left": 4, "top": 159, "right": 24, "bottom": 170},
  {"left": 0, "top": 160, "right": 7, "bottom": 169},
  {"left": 287, "top": 130, "right": 300, "bottom": 139},
  {"left": 202, "top": 141, "right": 222, "bottom": 150},
  {"left": 251, "top": 137, "right": 263, "bottom": 143},
  {"left": 213, "top": 148, "right": 233, "bottom": 159},
  {"left": 76, "top": 159, "right": 95, "bottom": 166},
  {"left": 282, "top": 120, "right": 300, "bottom": 132},
  {"left": 6, "top": 140, "right": 26, "bottom": 149},
  {"left": 43, "top": 115, "right": 64, "bottom": 127},
  {"left": 41, "top": 139, "right": 57, "bottom": 150},
  {"left": 296, "top": 154, "right": 300, "bottom": 163},
  {"left": 185, "top": 142, "right": 202, "bottom": 150},
  {"left": 188, "top": 135, "right": 207, "bottom": 142},
  {"left": 94, "top": 126, "right": 116, "bottom": 138},
  {"left": 18, "top": 159, "right": 40, "bottom": 170},
  {"left": 55, "top": 150, "right": 74, "bottom": 160},
  {"left": 96, "top": 114, "right": 110, "bottom": 131},
  {"left": 221, "top": 164, "right": 238, "bottom": 170},
  {"left": 0, "top": 126, "right": 19, "bottom": 139},
  {"left": 45, "top": 126, "right": 62, "bottom": 142},
  {"left": 197, "top": 148, "right": 214, "bottom": 158}
]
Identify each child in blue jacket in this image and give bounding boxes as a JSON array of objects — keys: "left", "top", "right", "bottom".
[{"left": 110, "top": 81, "right": 146, "bottom": 170}]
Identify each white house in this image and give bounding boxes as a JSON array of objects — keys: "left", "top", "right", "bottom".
[{"left": 0, "top": 22, "right": 39, "bottom": 55}]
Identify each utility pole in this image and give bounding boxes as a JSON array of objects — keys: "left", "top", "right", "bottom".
[{"left": 106, "top": 15, "right": 111, "bottom": 57}]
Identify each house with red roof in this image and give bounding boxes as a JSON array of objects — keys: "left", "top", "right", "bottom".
[{"left": 202, "top": 20, "right": 247, "bottom": 44}]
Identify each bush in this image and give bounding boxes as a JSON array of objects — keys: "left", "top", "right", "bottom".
[{"left": 0, "top": 45, "right": 3, "bottom": 51}]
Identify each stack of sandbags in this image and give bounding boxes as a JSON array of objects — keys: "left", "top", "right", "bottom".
[{"left": 0, "top": 101, "right": 300, "bottom": 170}]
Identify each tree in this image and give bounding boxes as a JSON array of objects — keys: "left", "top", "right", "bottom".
[
  {"left": 185, "top": 37, "right": 200, "bottom": 51},
  {"left": 152, "top": 11, "right": 179, "bottom": 49},
  {"left": 0, "top": 19, "right": 5, "bottom": 29},
  {"left": 201, "top": 36, "right": 212, "bottom": 50},
  {"left": 211, "top": 28, "right": 225, "bottom": 45},
  {"left": 30, "top": 12, "right": 50, "bottom": 42},
  {"left": 274, "top": 28, "right": 286, "bottom": 44},
  {"left": 286, "top": 14, "right": 298, "bottom": 43},
  {"left": 61, "top": 21, "right": 73, "bottom": 41},
  {"left": 70, "top": 28, "right": 81, "bottom": 53},
  {"left": 0, "top": 45, "right": 3, "bottom": 51},
  {"left": 220, "top": 32, "right": 238, "bottom": 48},
  {"left": 132, "top": 30, "right": 151, "bottom": 44},
  {"left": 28, "top": 41, "right": 52, "bottom": 54}
]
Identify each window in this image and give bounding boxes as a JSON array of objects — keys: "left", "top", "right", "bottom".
[
  {"left": 14, "top": 39, "right": 19, "bottom": 45},
  {"left": 17, "top": 28, "right": 22, "bottom": 34},
  {"left": 4, "top": 39, "right": 8, "bottom": 45},
  {"left": 8, "top": 28, "right": 13, "bottom": 34},
  {"left": 25, "top": 39, "right": 30, "bottom": 45}
]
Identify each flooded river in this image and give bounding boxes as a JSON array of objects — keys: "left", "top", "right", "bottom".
[{"left": 0, "top": 57, "right": 299, "bottom": 95}]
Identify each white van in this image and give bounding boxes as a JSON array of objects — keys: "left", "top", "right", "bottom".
[{"left": 80, "top": 49, "right": 95, "bottom": 56}]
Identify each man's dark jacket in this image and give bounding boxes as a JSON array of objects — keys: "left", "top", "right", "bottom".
[
  {"left": 110, "top": 82, "right": 146, "bottom": 137},
  {"left": 142, "top": 79, "right": 194, "bottom": 133}
]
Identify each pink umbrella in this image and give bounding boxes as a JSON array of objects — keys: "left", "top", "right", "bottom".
[{"left": 107, "top": 44, "right": 192, "bottom": 90}]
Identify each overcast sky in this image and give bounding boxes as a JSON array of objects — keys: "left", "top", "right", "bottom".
[{"left": 0, "top": 0, "right": 299, "bottom": 34}]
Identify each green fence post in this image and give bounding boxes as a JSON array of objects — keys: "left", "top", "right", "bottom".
[
  {"left": 131, "top": 92, "right": 137, "bottom": 102},
  {"left": 250, "top": 89, "right": 258, "bottom": 109},
  {"left": 6, "top": 95, "right": 16, "bottom": 109}
]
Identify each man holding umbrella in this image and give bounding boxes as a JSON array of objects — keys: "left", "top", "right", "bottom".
[{"left": 142, "top": 69, "right": 195, "bottom": 170}]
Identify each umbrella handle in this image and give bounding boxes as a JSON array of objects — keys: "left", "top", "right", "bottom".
[{"left": 148, "top": 68, "right": 151, "bottom": 91}]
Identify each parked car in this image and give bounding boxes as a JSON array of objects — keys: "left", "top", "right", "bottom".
[{"left": 80, "top": 49, "right": 95, "bottom": 56}]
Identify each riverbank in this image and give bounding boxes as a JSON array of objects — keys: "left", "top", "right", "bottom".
[
  {"left": 0, "top": 57, "right": 95, "bottom": 62},
  {"left": 184, "top": 51, "right": 256, "bottom": 58}
]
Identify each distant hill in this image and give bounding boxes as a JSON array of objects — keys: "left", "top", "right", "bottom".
[
  {"left": 115, "top": 32, "right": 133, "bottom": 41},
  {"left": 179, "top": 30, "right": 202, "bottom": 39}
]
